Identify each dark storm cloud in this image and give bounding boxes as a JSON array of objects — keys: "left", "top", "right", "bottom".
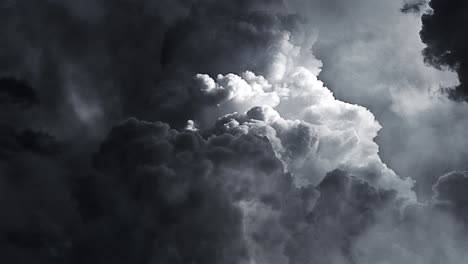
[
  {"left": 0, "top": 117, "right": 289, "bottom": 263},
  {"left": 0, "top": 77, "right": 38, "bottom": 108},
  {"left": 0, "top": 77, "right": 60, "bottom": 160},
  {"left": 0, "top": 0, "right": 296, "bottom": 134},
  {"left": 0, "top": 133, "right": 78, "bottom": 263},
  {"left": 0, "top": 117, "right": 412, "bottom": 264},
  {"left": 0, "top": 128, "right": 61, "bottom": 159},
  {"left": 0, "top": 117, "right": 308, "bottom": 263},
  {"left": 88, "top": 119, "right": 419, "bottom": 264},
  {"left": 3, "top": 0, "right": 468, "bottom": 263},
  {"left": 162, "top": 6, "right": 300, "bottom": 76},
  {"left": 285, "top": 169, "right": 398, "bottom": 264},
  {"left": 1, "top": 117, "right": 468, "bottom": 263},
  {"left": 0, "top": 0, "right": 173, "bottom": 134},
  {"left": 350, "top": 172, "right": 468, "bottom": 263},
  {"left": 0, "top": 2, "right": 309, "bottom": 262},
  {"left": 432, "top": 171, "right": 468, "bottom": 224},
  {"left": 284, "top": 169, "right": 468, "bottom": 264},
  {"left": 420, "top": 0, "right": 468, "bottom": 101},
  {"left": 0, "top": 0, "right": 303, "bottom": 229},
  {"left": 73, "top": 118, "right": 253, "bottom": 264}
]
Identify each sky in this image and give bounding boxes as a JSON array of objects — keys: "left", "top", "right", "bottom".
[{"left": 1, "top": 0, "right": 468, "bottom": 263}]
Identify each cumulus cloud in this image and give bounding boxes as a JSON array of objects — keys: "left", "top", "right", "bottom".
[
  {"left": 192, "top": 36, "right": 414, "bottom": 199},
  {"left": 0, "top": 117, "right": 272, "bottom": 263},
  {"left": 350, "top": 170, "right": 468, "bottom": 264},
  {"left": 276, "top": 0, "right": 468, "bottom": 201},
  {"left": 4, "top": 117, "right": 468, "bottom": 263},
  {"left": 2, "top": 0, "right": 468, "bottom": 263},
  {"left": 1, "top": 117, "right": 393, "bottom": 263},
  {"left": 0, "top": 0, "right": 314, "bottom": 137},
  {"left": 432, "top": 171, "right": 468, "bottom": 224}
]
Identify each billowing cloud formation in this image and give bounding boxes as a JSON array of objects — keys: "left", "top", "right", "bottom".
[
  {"left": 0, "top": 117, "right": 278, "bottom": 263},
  {"left": 0, "top": 0, "right": 306, "bottom": 136},
  {"left": 421, "top": 0, "right": 468, "bottom": 101},
  {"left": 432, "top": 171, "right": 468, "bottom": 223},
  {"left": 192, "top": 36, "right": 414, "bottom": 199},
  {"left": 277, "top": 0, "right": 466, "bottom": 201},
  {"left": 285, "top": 169, "right": 398, "bottom": 264},
  {"left": 4, "top": 116, "right": 468, "bottom": 263},
  {"left": 2, "top": 0, "right": 468, "bottom": 263},
  {"left": 350, "top": 171, "right": 468, "bottom": 264},
  {"left": 80, "top": 119, "right": 257, "bottom": 264},
  {"left": 0, "top": 116, "right": 390, "bottom": 263}
]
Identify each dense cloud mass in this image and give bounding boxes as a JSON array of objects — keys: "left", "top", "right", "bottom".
[
  {"left": 432, "top": 171, "right": 468, "bottom": 224},
  {"left": 277, "top": 0, "right": 468, "bottom": 200},
  {"left": 421, "top": 0, "right": 468, "bottom": 101},
  {"left": 3, "top": 116, "right": 465, "bottom": 263},
  {"left": 1, "top": 0, "right": 468, "bottom": 263},
  {"left": 0, "top": 0, "right": 305, "bottom": 133},
  {"left": 0, "top": 77, "right": 39, "bottom": 107},
  {"left": 196, "top": 66, "right": 415, "bottom": 198}
]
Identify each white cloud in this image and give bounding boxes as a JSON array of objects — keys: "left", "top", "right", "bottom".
[{"left": 195, "top": 34, "right": 415, "bottom": 200}]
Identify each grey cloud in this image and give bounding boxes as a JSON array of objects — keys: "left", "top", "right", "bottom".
[
  {"left": 283, "top": 0, "right": 466, "bottom": 200},
  {"left": 1, "top": 116, "right": 468, "bottom": 264},
  {"left": 0, "top": 117, "right": 293, "bottom": 263},
  {"left": 0, "top": 0, "right": 305, "bottom": 137},
  {"left": 285, "top": 169, "right": 398, "bottom": 264},
  {"left": 432, "top": 171, "right": 468, "bottom": 224},
  {"left": 0, "top": 77, "right": 38, "bottom": 108},
  {"left": 2, "top": 1, "right": 468, "bottom": 263},
  {"left": 351, "top": 171, "right": 468, "bottom": 264},
  {"left": 162, "top": 6, "right": 300, "bottom": 76},
  {"left": 0, "top": 3, "right": 310, "bottom": 262}
]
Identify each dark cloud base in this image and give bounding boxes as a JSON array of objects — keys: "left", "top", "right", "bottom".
[{"left": 2, "top": 116, "right": 468, "bottom": 263}]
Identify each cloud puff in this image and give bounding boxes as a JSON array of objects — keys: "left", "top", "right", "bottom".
[
  {"left": 192, "top": 35, "right": 414, "bottom": 199},
  {"left": 432, "top": 171, "right": 468, "bottom": 223}
]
